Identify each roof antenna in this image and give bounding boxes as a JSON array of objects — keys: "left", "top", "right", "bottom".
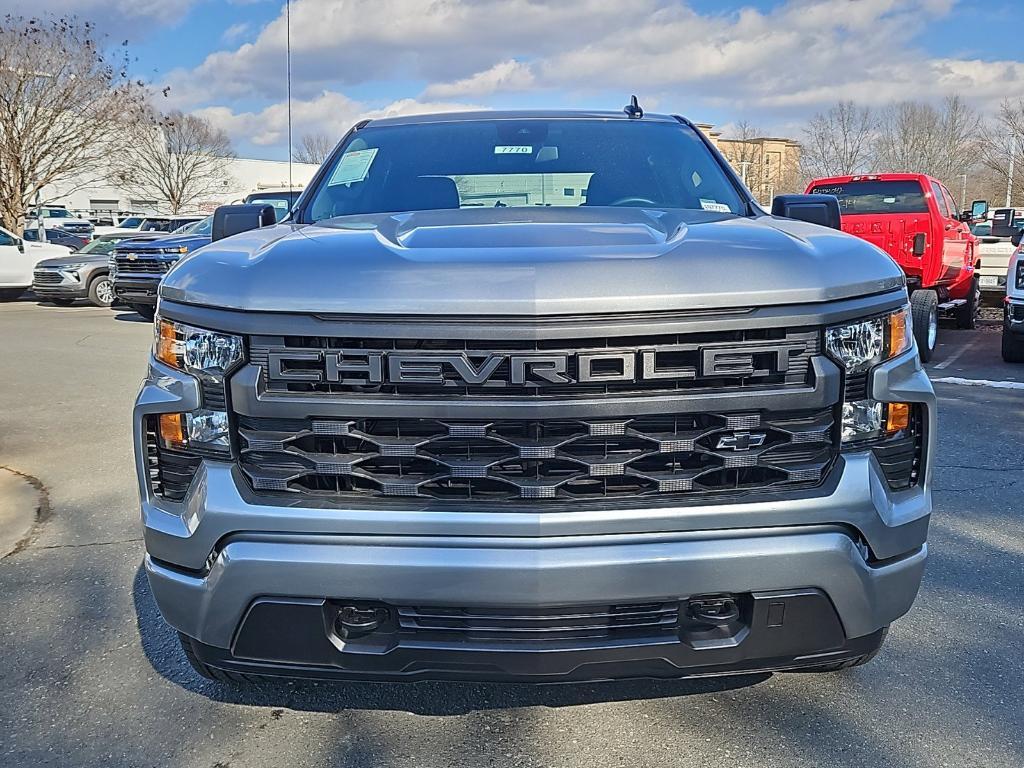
[{"left": 623, "top": 95, "right": 643, "bottom": 119}]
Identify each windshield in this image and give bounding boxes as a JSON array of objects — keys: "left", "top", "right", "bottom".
[
  {"left": 246, "top": 193, "right": 298, "bottom": 221},
  {"left": 43, "top": 208, "right": 71, "bottom": 218},
  {"left": 119, "top": 217, "right": 144, "bottom": 228},
  {"left": 809, "top": 180, "right": 928, "bottom": 214},
  {"left": 178, "top": 216, "right": 213, "bottom": 236},
  {"left": 78, "top": 237, "right": 124, "bottom": 255},
  {"left": 303, "top": 119, "right": 744, "bottom": 222}
]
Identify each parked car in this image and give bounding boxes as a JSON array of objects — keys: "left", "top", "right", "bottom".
[
  {"left": 805, "top": 173, "right": 978, "bottom": 361},
  {"left": 110, "top": 215, "right": 212, "bottom": 319},
  {"left": 23, "top": 205, "right": 94, "bottom": 242},
  {"left": 22, "top": 227, "right": 86, "bottom": 252},
  {"left": 95, "top": 215, "right": 203, "bottom": 237},
  {"left": 970, "top": 212, "right": 1020, "bottom": 297},
  {"left": 0, "top": 225, "right": 73, "bottom": 300},
  {"left": 136, "top": 108, "right": 933, "bottom": 685},
  {"left": 1003, "top": 229, "right": 1024, "bottom": 362},
  {"left": 32, "top": 232, "right": 163, "bottom": 307},
  {"left": 243, "top": 189, "right": 304, "bottom": 223}
]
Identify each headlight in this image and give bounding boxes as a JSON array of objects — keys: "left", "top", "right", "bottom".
[
  {"left": 1016, "top": 259, "right": 1024, "bottom": 290},
  {"left": 826, "top": 307, "right": 913, "bottom": 444},
  {"left": 153, "top": 318, "right": 243, "bottom": 455},
  {"left": 58, "top": 262, "right": 87, "bottom": 271},
  {"left": 825, "top": 306, "right": 912, "bottom": 374},
  {"left": 156, "top": 246, "right": 189, "bottom": 254},
  {"left": 155, "top": 317, "right": 243, "bottom": 376}
]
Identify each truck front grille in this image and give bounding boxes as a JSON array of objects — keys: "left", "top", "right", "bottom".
[
  {"left": 249, "top": 327, "right": 820, "bottom": 398},
  {"left": 114, "top": 254, "right": 171, "bottom": 274},
  {"left": 237, "top": 408, "right": 836, "bottom": 502},
  {"left": 395, "top": 602, "right": 682, "bottom": 642}
]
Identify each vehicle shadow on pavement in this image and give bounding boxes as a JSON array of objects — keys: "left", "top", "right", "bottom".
[
  {"left": 132, "top": 564, "right": 769, "bottom": 715},
  {"left": 112, "top": 309, "right": 151, "bottom": 323}
]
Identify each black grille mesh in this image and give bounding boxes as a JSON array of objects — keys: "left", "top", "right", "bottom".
[
  {"left": 238, "top": 408, "right": 836, "bottom": 502},
  {"left": 32, "top": 271, "right": 63, "bottom": 285},
  {"left": 114, "top": 254, "right": 172, "bottom": 274}
]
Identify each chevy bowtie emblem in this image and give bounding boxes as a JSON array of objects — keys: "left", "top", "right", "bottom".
[
  {"left": 715, "top": 431, "right": 766, "bottom": 451},
  {"left": 126, "top": 253, "right": 138, "bottom": 260}
]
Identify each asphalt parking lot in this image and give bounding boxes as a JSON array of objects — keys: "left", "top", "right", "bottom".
[{"left": 1, "top": 297, "right": 1022, "bottom": 768}]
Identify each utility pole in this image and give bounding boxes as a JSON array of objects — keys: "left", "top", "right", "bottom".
[
  {"left": 959, "top": 173, "right": 967, "bottom": 213},
  {"left": 739, "top": 161, "right": 751, "bottom": 187},
  {"left": 1006, "top": 154, "right": 1014, "bottom": 208}
]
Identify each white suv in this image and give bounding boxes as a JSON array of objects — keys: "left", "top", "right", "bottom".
[{"left": 0, "top": 226, "right": 73, "bottom": 300}]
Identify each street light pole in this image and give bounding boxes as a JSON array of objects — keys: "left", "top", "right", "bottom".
[{"left": 959, "top": 173, "right": 967, "bottom": 213}]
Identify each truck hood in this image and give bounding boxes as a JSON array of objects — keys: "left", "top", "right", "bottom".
[
  {"left": 124, "top": 233, "right": 211, "bottom": 252},
  {"left": 160, "top": 207, "right": 906, "bottom": 315},
  {"left": 35, "top": 252, "right": 108, "bottom": 267}
]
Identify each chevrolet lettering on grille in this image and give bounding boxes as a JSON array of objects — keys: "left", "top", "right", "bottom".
[{"left": 267, "top": 342, "right": 808, "bottom": 388}]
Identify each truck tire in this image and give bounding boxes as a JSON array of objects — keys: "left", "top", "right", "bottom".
[
  {"left": 87, "top": 273, "right": 115, "bottom": 307},
  {"left": 131, "top": 303, "right": 156, "bottom": 321},
  {"left": 178, "top": 633, "right": 258, "bottom": 685},
  {"left": 910, "top": 290, "right": 938, "bottom": 362},
  {"left": 955, "top": 277, "right": 980, "bottom": 330},
  {"left": 1002, "top": 328, "right": 1024, "bottom": 363}
]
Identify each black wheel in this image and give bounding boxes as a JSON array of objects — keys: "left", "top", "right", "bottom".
[
  {"left": 49, "top": 297, "right": 75, "bottom": 307},
  {"left": 87, "top": 273, "right": 115, "bottom": 307},
  {"left": 178, "top": 633, "right": 257, "bottom": 685},
  {"left": 955, "top": 277, "right": 980, "bottom": 329},
  {"left": 131, "top": 303, "right": 156, "bottom": 321},
  {"left": 796, "top": 628, "right": 889, "bottom": 673},
  {"left": 910, "top": 290, "right": 938, "bottom": 362},
  {"left": 0, "top": 288, "right": 25, "bottom": 301},
  {"left": 1002, "top": 329, "right": 1024, "bottom": 363}
]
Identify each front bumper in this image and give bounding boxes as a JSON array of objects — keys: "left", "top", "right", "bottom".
[
  {"left": 32, "top": 283, "right": 89, "bottom": 300},
  {"left": 114, "top": 276, "right": 160, "bottom": 305},
  {"left": 136, "top": 347, "right": 934, "bottom": 682},
  {"left": 1006, "top": 298, "right": 1024, "bottom": 336}
]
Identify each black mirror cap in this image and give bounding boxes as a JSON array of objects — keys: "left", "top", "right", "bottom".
[
  {"left": 1012, "top": 229, "right": 1023, "bottom": 248},
  {"left": 211, "top": 204, "right": 277, "bottom": 242},
  {"left": 771, "top": 194, "right": 842, "bottom": 230}
]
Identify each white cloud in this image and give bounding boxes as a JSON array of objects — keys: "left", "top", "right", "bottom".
[
  {"left": 422, "top": 60, "right": 536, "bottom": 99},
  {"left": 156, "top": 0, "right": 1024, "bottom": 154},
  {"left": 196, "top": 91, "right": 483, "bottom": 148},
  {"left": 221, "top": 22, "right": 251, "bottom": 44}
]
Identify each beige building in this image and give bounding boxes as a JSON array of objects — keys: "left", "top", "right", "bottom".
[{"left": 698, "top": 124, "right": 802, "bottom": 206}]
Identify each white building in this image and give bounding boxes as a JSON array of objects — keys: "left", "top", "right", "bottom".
[{"left": 40, "top": 157, "right": 321, "bottom": 219}]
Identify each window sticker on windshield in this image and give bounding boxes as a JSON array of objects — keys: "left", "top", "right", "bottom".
[
  {"left": 327, "top": 147, "right": 379, "bottom": 186},
  {"left": 493, "top": 145, "right": 533, "bottom": 154},
  {"left": 700, "top": 199, "right": 731, "bottom": 213}
]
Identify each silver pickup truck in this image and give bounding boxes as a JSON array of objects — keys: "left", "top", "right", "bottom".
[{"left": 134, "top": 107, "right": 934, "bottom": 685}]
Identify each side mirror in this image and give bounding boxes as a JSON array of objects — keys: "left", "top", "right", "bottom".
[
  {"left": 771, "top": 194, "right": 841, "bottom": 230},
  {"left": 212, "top": 204, "right": 277, "bottom": 242},
  {"left": 1012, "top": 229, "right": 1023, "bottom": 248},
  {"left": 912, "top": 233, "right": 927, "bottom": 256},
  {"left": 971, "top": 199, "right": 988, "bottom": 221}
]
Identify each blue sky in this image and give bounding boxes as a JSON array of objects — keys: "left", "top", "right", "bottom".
[{"left": 4, "top": 0, "right": 1024, "bottom": 159}]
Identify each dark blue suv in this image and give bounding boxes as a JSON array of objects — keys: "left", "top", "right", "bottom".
[{"left": 111, "top": 215, "right": 212, "bottom": 320}]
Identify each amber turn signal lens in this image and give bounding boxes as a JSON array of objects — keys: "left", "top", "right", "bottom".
[
  {"left": 158, "top": 413, "right": 187, "bottom": 449},
  {"left": 889, "top": 310, "right": 910, "bottom": 357},
  {"left": 155, "top": 319, "right": 181, "bottom": 368},
  {"left": 885, "top": 402, "right": 910, "bottom": 433}
]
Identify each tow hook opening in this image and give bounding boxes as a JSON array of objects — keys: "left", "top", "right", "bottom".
[
  {"left": 334, "top": 604, "right": 391, "bottom": 639},
  {"left": 687, "top": 595, "right": 740, "bottom": 624}
]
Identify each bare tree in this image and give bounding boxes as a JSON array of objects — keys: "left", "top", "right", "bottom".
[
  {"left": 874, "top": 95, "right": 980, "bottom": 186},
  {"left": 0, "top": 15, "right": 144, "bottom": 232},
  {"left": 110, "top": 109, "right": 235, "bottom": 213},
  {"left": 293, "top": 132, "right": 335, "bottom": 165},
  {"left": 801, "top": 101, "right": 875, "bottom": 178},
  {"left": 978, "top": 99, "right": 1024, "bottom": 206}
]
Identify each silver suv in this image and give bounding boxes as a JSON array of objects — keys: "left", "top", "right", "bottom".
[{"left": 134, "top": 108, "right": 933, "bottom": 684}]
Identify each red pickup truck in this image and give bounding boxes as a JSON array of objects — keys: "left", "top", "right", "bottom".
[{"left": 806, "top": 173, "right": 978, "bottom": 361}]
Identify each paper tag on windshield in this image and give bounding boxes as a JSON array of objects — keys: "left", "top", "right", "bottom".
[
  {"left": 327, "top": 148, "right": 379, "bottom": 186},
  {"left": 494, "top": 145, "right": 533, "bottom": 154},
  {"left": 700, "top": 199, "right": 731, "bottom": 213}
]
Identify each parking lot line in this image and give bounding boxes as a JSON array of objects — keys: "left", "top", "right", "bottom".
[
  {"left": 932, "top": 340, "right": 972, "bottom": 370},
  {"left": 931, "top": 376, "right": 1024, "bottom": 390}
]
